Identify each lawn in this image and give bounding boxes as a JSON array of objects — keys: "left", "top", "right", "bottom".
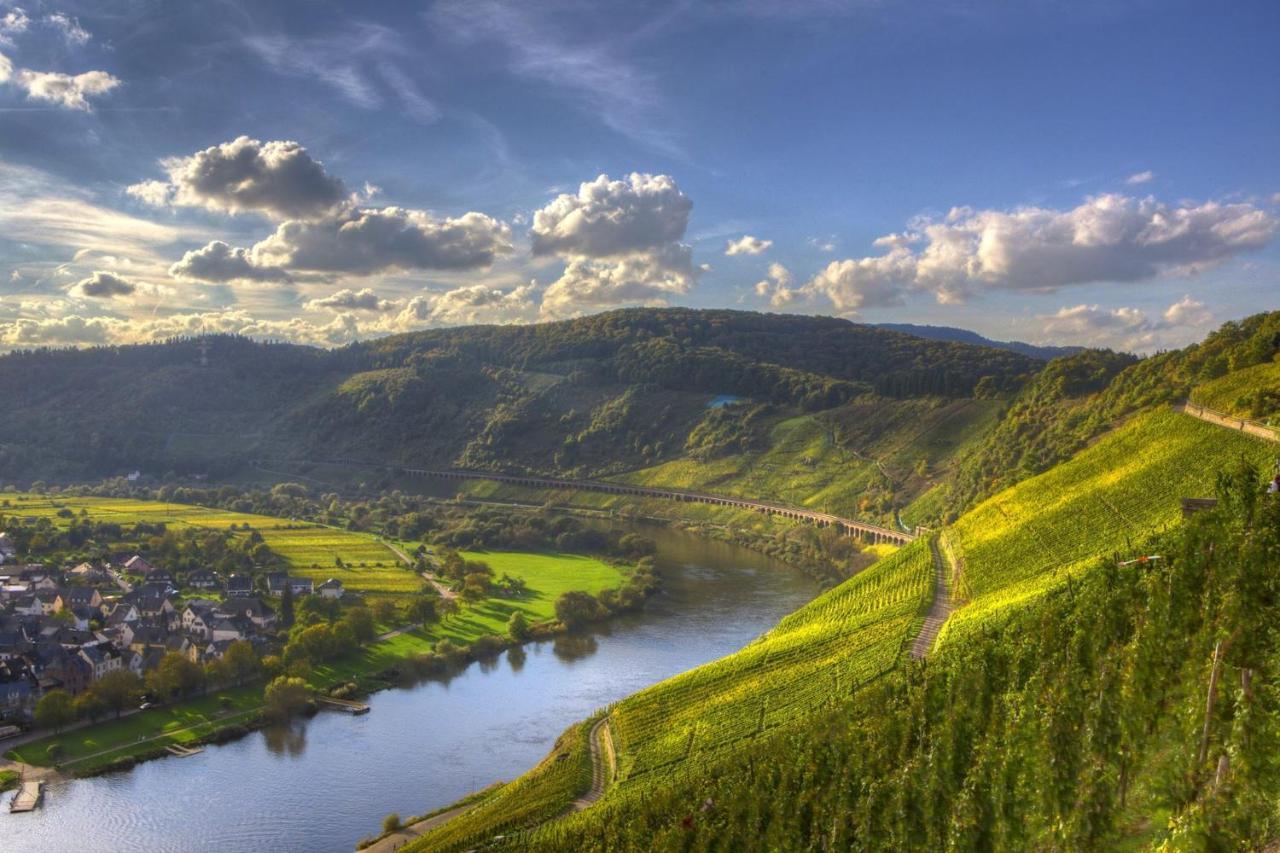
[
  {"left": 0, "top": 493, "right": 418, "bottom": 593},
  {"left": 6, "top": 687, "right": 261, "bottom": 772}
]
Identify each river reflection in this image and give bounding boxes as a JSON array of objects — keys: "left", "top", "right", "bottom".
[{"left": 1, "top": 522, "right": 817, "bottom": 853}]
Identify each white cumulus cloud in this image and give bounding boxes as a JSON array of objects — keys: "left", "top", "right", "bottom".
[
  {"left": 251, "top": 208, "right": 512, "bottom": 275},
  {"left": 1126, "top": 170, "right": 1155, "bottom": 185},
  {"left": 306, "top": 288, "right": 394, "bottom": 312},
  {"left": 799, "top": 193, "right": 1276, "bottom": 311},
  {"left": 169, "top": 241, "right": 291, "bottom": 284},
  {"left": 1037, "top": 295, "right": 1214, "bottom": 352},
  {"left": 129, "top": 137, "right": 348, "bottom": 221},
  {"left": 725, "top": 234, "right": 772, "bottom": 256},
  {"left": 0, "top": 50, "right": 118, "bottom": 110},
  {"left": 532, "top": 173, "right": 698, "bottom": 316}
]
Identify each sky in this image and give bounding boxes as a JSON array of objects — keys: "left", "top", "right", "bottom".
[{"left": 0, "top": 0, "right": 1276, "bottom": 353}]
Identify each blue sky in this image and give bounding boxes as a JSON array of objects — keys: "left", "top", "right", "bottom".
[{"left": 0, "top": 0, "right": 1276, "bottom": 351}]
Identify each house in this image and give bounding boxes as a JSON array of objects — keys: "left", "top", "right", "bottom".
[
  {"left": 34, "top": 590, "right": 59, "bottom": 616},
  {"left": 144, "top": 569, "right": 174, "bottom": 586},
  {"left": 68, "top": 606, "right": 98, "bottom": 631},
  {"left": 123, "top": 555, "right": 156, "bottom": 576},
  {"left": 55, "top": 587, "right": 103, "bottom": 613},
  {"left": 126, "top": 648, "right": 146, "bottom": 677},
  {"left": 226, "top": 574, "right": 254, "bottom": 596},
  {"left": 31, "top": 645, "right": 91, "bottom": 696},
  {"left": 68, "top": 562, "right": 111, "bottom": 583},
  {"left": 77, "top": 642, "right": 124, "bottom": 681},
  {"left": 123, "top": 589, "right": 177, "bottom": 629},
  {"left": 219, "top": 597, "right": 276, "bottom": 630},
  {"left": 11, "top": 595, "right": 42, "bottom": 617},
  {"left": 105, "top": 602, "right": 140, "bottom": 627},
  {"left": 181, "top": 602, "right": 215, "bottom": 639},
  {"left": 202, "top": 639, "right": 238, "bottom": 662},
  {"left": 124, "top": 623, "right": 168, "bottom": 653},
  {"left": 18, "top": 567, "right": 60, "bottom": 591},
  {"left": 210, "top": 616, "right": 253, "bottom": 643},
  {"left": 265, "top": 573, "right": 312, "bottom": 597},
  {"left": 0, "top": 658, "right": 38, "bottom": 719},
  {"left": 186, "top": 569, "right": 219, "bottom": 590},
  {"left": 0, "top": 532, "right": 16, "bottom": 564},
  {"left": 317, "top": 578, "right": 345, "bottom": 600}
]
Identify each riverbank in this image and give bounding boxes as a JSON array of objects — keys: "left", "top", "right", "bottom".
[
  {"left": 5, "top": 550, "right": 653, "bottom": 778},
  {"left": 0, "top": 523, "right": 818, "bottom": 853}
]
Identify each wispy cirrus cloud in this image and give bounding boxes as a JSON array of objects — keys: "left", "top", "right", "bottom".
[
  {"left": 244, "top": 24, "right": 439, "bottom": 121},
  {"left": 429, "top": 0, "right": 679, "bottom": 156}
]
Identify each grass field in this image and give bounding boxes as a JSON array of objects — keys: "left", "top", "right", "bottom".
[{"left": 0, "top": 493, "right": 417, "bottom": 593}]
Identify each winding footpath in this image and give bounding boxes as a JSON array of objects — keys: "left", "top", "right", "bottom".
[
  {"left": 571, "top": 716, "right": 617, "bottom": 812},
  {"left": 909, "top": 535, "right": 956, "bottom": 660}
]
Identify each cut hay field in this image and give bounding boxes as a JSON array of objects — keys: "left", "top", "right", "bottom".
[{"left": 0, "top": 493, "right": 417, "bottom": 593}]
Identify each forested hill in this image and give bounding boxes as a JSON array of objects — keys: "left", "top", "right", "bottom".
[{"left": 0, "top": 309, "right": 1038, "bottom": 482}]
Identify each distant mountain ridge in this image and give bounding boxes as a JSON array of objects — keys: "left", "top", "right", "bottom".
[{"left": 874, "top": 322, "right": 1085, "bottom": 360}]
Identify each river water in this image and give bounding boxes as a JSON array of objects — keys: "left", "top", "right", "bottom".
[{"left": 1, "top": 525, "right": 816, "bottom": 853}]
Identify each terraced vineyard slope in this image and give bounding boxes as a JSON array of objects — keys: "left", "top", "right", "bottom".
[
  {"left": 939, "top": 407, "right": 1275, "bottom": 641},
  {"left": 409, "top": 537, "right": 934, "bottom": 849}
]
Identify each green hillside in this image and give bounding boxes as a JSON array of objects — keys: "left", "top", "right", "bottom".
[
  {"left": 515, "top": 473, "right": 1280, "bottom": 851},
  {"left": 402, "top": 356, "right": 1280, "bottom": 851},
  {"left": 613, "top": 396, "right": 1002, "bottom": 523},
  {"left": 0, "top": 309, "right": 1035, "bottom": 487}
]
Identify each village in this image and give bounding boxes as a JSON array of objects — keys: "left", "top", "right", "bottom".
[{"left": 0, "top": 530, "right": 345, "bottom": 729}]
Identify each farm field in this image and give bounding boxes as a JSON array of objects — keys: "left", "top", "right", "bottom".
[
  {"left": 0, "top": 493, "right": 416, "bottom": 593},
  {"left": 939, "top": 408, "right": 1275, "bottom": 642}
]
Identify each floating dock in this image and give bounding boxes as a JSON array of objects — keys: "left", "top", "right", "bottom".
[
  {"left": 9, "top": 780, "right": 43, "bottom": 813},
  {"left": 165, "top": 744, "right": 203, "bottom": 757},
  {"left": 317, "top": 696, "right": 370, "bottom": 715}
]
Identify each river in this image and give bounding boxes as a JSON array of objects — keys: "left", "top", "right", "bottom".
[{"left": 1, "top": 524, "right": 817, "bottom": 853}]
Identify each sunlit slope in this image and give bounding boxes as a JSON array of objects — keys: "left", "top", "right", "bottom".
[
  {"left": 611, "top": 538, "right": 931, "bottom": 782},
  {"left": 410, "top": 538, "right": 932, "bottom": 850},
  {"left": 940, "top": 407, "right": 1273, "bottom": 640}
]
